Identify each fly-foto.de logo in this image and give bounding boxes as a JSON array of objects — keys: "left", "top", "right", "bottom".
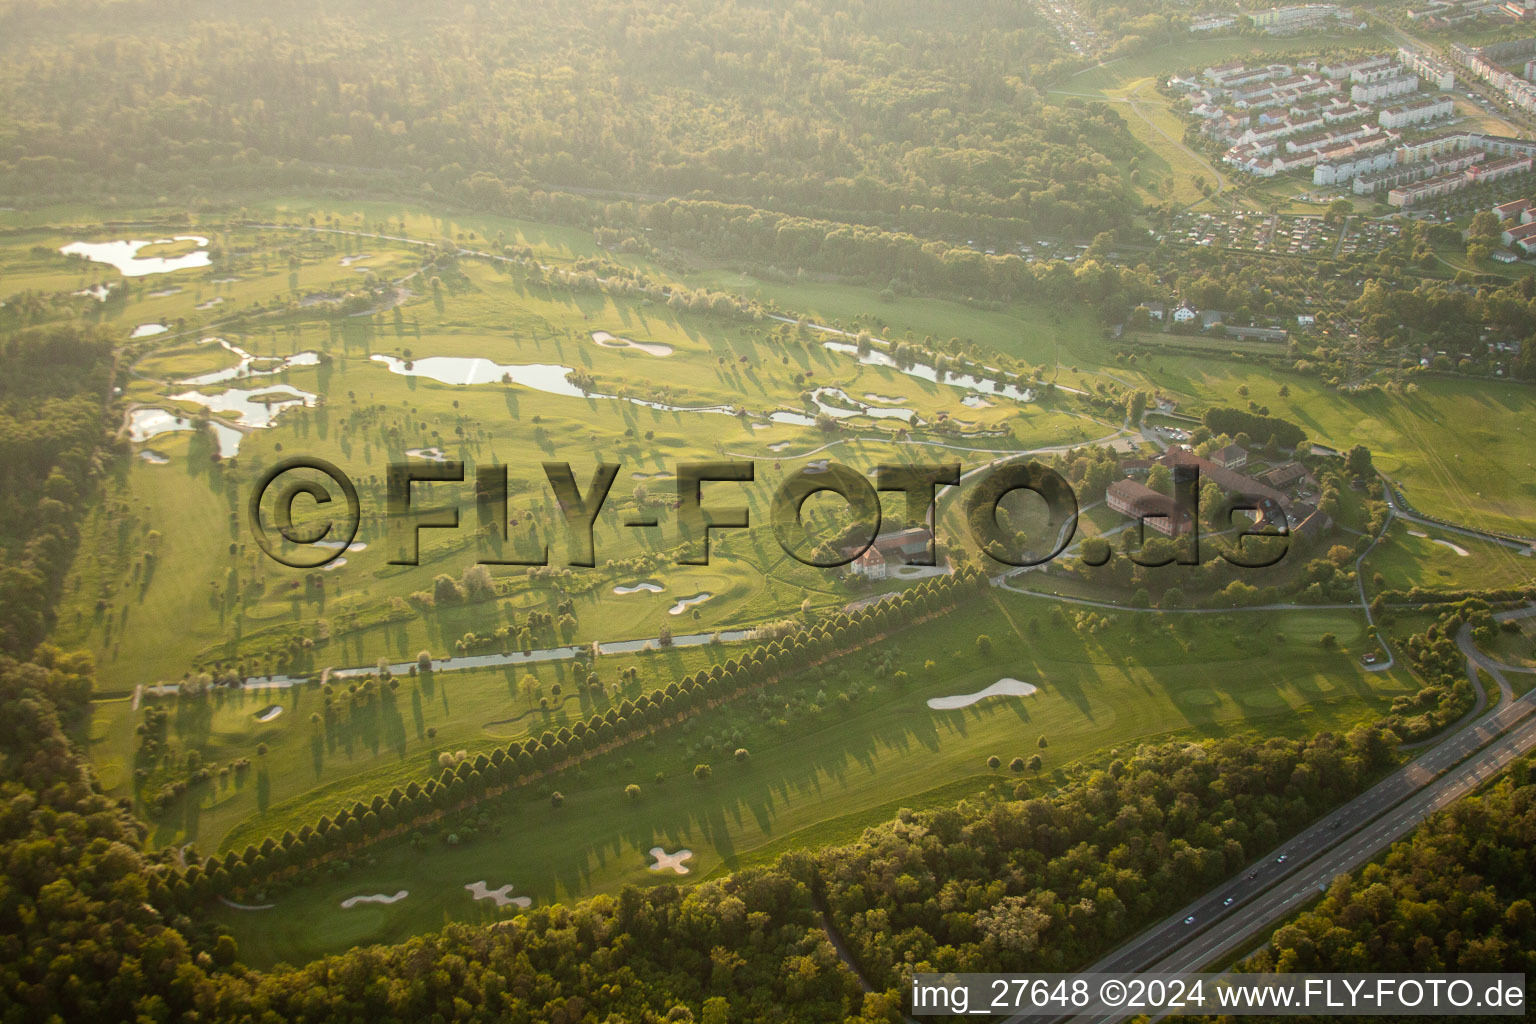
[{"left": 248, "top": 456, "right": 1290, "bottom": 571}]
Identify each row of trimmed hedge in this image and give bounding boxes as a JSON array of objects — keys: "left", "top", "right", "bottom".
[{"left": 156, "top": 567, "right": 991, "bottom": 906}]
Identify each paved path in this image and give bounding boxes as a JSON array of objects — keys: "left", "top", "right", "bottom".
[{"left": 1380, "top": 475, "right": 1536, "bottom": 553}]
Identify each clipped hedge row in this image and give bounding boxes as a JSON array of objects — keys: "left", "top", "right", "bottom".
[{"left": 160, "top": 567, "right": 991, "bottom": 905}]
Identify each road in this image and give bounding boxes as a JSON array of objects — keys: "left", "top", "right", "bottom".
[{"left": 1003, "top": 604, "right": 1536, "bottom": 1024}]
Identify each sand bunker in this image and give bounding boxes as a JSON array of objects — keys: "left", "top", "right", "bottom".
[
  {"left": 195, "top": 297, "right": 224, "bottom": 310},
  {"left": 669, "top": 593, "right": 712, "bottom": 615},
  {"left": 1407, "top": 529, "right": 1428, "bottom": 538},
  {"left": 648, "top": 847, "right": 694, "bottom": 874},
  {"left": 254, "top": 704, "right": 283, "bottom": 722},
  {"left": 314, "top": 539, "right": 367, "bottom": 552},
  {"left": 340, "top": 890, "right": 408, "bottom": 908},
  {"left": 465, "top": 880, "right": 532, "bottom": 908},
  {"left": 139, "top": 449, "right": 170, "bottom": 465},
  {"left": 130, "top": 323, "right": 169, "bottom": 338},
  {"left": 927, "top": 677, "right": 1039, "bottom": 710},
  {"left": 592, "top": 330, "right": 673, "bottom": 357},
  {"left": 1432, "top": 538, "right": 1470, "bottom": 556},
  {"left": 321, "top": 557, "right": 348, "bottom": 571},
  {"left": 614, "top": 581, "right": 665, "bottom": 595}
]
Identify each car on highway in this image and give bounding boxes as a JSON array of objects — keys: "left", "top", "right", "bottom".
[
  {"left": 1223, "top": 897, "right": 1235, "bottom": 906},
  {"left": 1247, "top": 871, "right": 1258, "bottom": 880},
  {"left": 1276, "top": 853, "right": 1288, "bottom": 864},
  {"left": 1184, "top": 916, "right": 1196, "bottom": 925}
]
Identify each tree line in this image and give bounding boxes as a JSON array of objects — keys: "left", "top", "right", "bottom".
[{"left": 156, "top": 570, "right": 992, "bottom": 906}]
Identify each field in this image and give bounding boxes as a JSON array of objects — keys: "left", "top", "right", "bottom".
[
  {"left": 9, "top": 192, "right": 1528, "bottom": 972},
  {"left": 1362, "top": 520, "right": 1536, "bottom": 593},
  {"left": 41, "top": 212, "right": 1110, "bottom": 692},
  {"left": 194, "top": 591, "right": 1411, "bottom": 967}
]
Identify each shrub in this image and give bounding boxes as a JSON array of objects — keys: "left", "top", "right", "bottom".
[
  {"left": 624, "top": 784, "right": 641, "bottom": 801},
  {"left": 693, "top": 763, "right": 712, "bottom": 781}
]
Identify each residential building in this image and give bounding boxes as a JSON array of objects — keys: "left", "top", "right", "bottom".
[
  {"left": 1211, "top": 444, "right": 1249, "bottom": 469},
  {"left": 1313, "top": 145, "right": 1397, "bottom": 185},
  {"left": 1259, "top": 461, "right": 1317, "bottom": 490},
  {"left": 845, "top": 526, "right": 937, "bottom": 578},
  {"left": 1500, "top": 220, "right": 1536, "bottom": 246},
  {"left": 1107, "top": 479, "right": 1192, "bottom": 536},
  {"left": 1471, "top": 153, "right": 1534, "bottom": 184},
  {"left": 1225, "top": 325, "right": 1290, "bottom": 342},
  {"left": 1378, "top": 94, "right": 1455, "bottom": 129},
  {"left": 1398, "top": 46, "right": 1458, "bottom": 90},
  {"left": 1249, "top": 5, "right": 1351, "bottom": 34},
  {"left": 1389, "top": 171, "right": 1469, "bottom": 206},
  {"left": 1351, "top": 74, "right": 1419, "bottom": 104},
  {"left": 1493, "top": 197, "right": 1531, "bottom": 219}
]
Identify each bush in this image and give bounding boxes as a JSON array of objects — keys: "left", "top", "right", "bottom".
[
  {"left": 693, "top": 763, "right": 712, "bottom": 781},
  {"left": 987, "top": 755, "right": 1001, "bottom": 771},
  {"left": 550, "top": 791, "right": 565, "bottom": 808},
  {"left": 733, "top": 747, "right": 749, "bottom": 762},
  {"left": 624, "top": 784, "right": 641, "bottom": 801},
  {"left": 1009, "top": 757, "right": 1025, "bottom": 773}
]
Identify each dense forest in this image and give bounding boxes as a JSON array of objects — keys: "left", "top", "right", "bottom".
[
  {"left": 0, "top": 0, "right": 1136, "bottom": 242},
  {"left": 816, "top": 728, "right": 1398, "bottom": 985},
  {"left": 0, "top": 324, "right": 115, "bottom": 656},
  {"left": 1240, "top": 753, "right": 1536, "bottom": 979},
  {"left": 2, "top": 631, "right": 1408, "bottom": 1021}
]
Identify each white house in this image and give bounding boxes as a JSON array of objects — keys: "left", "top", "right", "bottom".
[{"left": 1172, "top": 303, "right": 1200, "bottom": 323}]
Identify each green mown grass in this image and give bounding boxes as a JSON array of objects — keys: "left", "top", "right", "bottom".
[{"left": 203, "top": 591, "right": 1410, "bottom": 967}]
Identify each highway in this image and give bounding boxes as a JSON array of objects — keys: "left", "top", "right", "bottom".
[{"left": 1005, "top": 604, "right": 1536, "bottom": 1024}]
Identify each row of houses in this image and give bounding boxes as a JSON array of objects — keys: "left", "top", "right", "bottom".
[
  {"left": 1378, "top": 94, "right": 1456, "bottom": 129},
  {"left": 1250, "top": 4, "right": 1364, "bottom": 33},
  {"left": 1196, "top": 54, "right": 1466, "bottom": 182},
  {"left": 1451, "top": 37, "right": 1536, "bottom": 114},
  {"left": 1351, "top": 73, "right": 1420, "bottom": 104},
  {"left": 1406, "top": 0, "right": 1525, "bottom": 29},
  {"left": 1353, "top": 144, "right": 1486, "bottom": 195},
  {"left": 1388, "top": 153, "right": 1534, "bottom": 207},
  {"left": 1350, "top": 130, "right": 1536, "bottom": 195},
  {"left": 1493, "top": 196, "right": 1536, "bottom": 253},
  {"left": 1227, "top": 123, "right": 1403, "bottom": 178},
  {"left": 1397, "top": 46, "right": 1459, "bottom": 91}
]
